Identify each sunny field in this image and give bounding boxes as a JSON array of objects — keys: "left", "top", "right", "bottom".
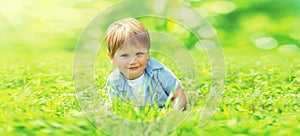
[
  {"left": 0, "top": 47, "right": 299, "bottom": 135},
  {"left": 1, "top": 0, "right": 300, "bottom": 135}
]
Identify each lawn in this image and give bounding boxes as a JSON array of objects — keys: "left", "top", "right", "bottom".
[
  {"left": 1, "top": 47, "right": 299, "bottom": 135},
  {"left": 1, "top": 0, "right": 300, "bottom": 135}
]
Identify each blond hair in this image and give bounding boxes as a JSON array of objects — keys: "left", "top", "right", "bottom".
[{"left": 105, "top": 18, "right": 150, "bottom": 58}]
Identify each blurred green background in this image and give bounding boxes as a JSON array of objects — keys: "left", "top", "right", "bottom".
[
  {"left": 1, "top": 0, "right": 300, "bottom": 54},
  {"left": 1, "top": 0, "right": 300, "bottom": 135}
]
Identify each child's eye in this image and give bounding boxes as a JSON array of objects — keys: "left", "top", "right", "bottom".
[
  {"left": 136, "top": 52, "right": 144, "bottom": 56},
  {"left": 120, "top": 54, "right": 129, "bottom": 57}
]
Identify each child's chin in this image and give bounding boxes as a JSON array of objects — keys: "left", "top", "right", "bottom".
[{"left": 127, "top": 73, "right": 142, "bottom": 79}]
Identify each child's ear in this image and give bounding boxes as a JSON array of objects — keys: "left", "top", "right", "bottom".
[
  {"left": 107, "top": 52, "right": 114, "bottom": 64},
  {"left": 146, "top": 53, "right": 150, "bottom": 60},
  {"left": 110, "top": 58, "right": 114, "bottom": 64}
]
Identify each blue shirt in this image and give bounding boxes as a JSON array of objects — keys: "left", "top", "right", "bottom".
[{"left": 106, "top": 58, "right": 180, "bottom": 107}]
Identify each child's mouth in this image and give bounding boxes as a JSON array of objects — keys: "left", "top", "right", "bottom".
[{"left": 129, "top": 66, "right": 139, "bottom": 70}]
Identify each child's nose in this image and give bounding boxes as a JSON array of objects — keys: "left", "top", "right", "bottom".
[
  {"left": 130, "top": 56, "right": 137, "bottom": 63},
  {"left": 129, "top": 56, "right": 138, "bottom": 64}
]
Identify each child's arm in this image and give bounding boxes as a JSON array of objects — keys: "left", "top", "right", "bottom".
[
  {"left": 171, "top": 86, "right": 186, "bottom": 111},
  {"left": 157, "top": 65, "right": 186, "bottom": 110},
  {"left": 106, "top": 80, "right": 118, "bottom": 108}
]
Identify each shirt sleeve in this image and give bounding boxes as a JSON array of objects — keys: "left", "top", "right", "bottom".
[
  {"left": 106, "top": 81, "right": 117, "bottom": 105},
  {"left": 158, "top": 67, "right": 180, "bottom": 95}
]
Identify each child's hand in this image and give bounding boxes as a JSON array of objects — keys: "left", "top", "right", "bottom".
[{"left": 171, "top": 86, "right": 186, "bottom": 111}]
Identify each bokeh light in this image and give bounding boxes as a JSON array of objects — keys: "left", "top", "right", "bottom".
[{"left": 255, "top": 37, "right": 278, "bottom": 50}]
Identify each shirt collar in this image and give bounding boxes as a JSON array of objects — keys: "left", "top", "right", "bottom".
[{"left": 145, "top": 58, "right": 164, "bottom": 76}]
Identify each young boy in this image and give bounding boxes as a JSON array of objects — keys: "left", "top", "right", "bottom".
[{"left": 105, "top": 18, "right": 186, "bottom": 110}]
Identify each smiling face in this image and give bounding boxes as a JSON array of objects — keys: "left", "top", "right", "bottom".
[
  {"left": 105, "top": 18, "right": 151, "bottom": 79},
  {"left": 111, "top": 44, "right": 150, "bottom": 80}
]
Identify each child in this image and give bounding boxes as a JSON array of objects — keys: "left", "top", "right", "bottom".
[{"left": 105, "top": 18, "right": 186, "bottom": 110}]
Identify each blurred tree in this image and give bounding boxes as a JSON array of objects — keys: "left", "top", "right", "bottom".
[{"left": 1, "top": 0, "right": 300, "bottom": 52}]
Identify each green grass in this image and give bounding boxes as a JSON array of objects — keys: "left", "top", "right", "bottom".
[{"left": 0, "top": 48, "right": 299, "bottom": 135}]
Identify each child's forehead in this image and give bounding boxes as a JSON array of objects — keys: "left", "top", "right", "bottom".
[{"left": 118, "top": 45, "right": 148, "bottom": 52}]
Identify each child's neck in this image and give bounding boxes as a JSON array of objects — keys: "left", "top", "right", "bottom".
[{"left": 126, "top": 72, "right": 145, "bottom": 81}]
